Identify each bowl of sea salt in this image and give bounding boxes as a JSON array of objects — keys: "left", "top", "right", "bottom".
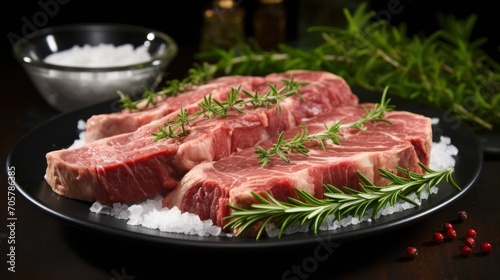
[{"left": 13, "top": 23, "right": 178, "bottom": 112}]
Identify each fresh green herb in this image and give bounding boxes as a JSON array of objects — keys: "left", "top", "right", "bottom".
[
  {"left": 255, "top": 87, "right": 394, "bottom": 166},
  {"left": 119, "top": 3, "right": 499, "bottom": 131},
  {"left": 151, "top": 76, "right": 307, "bottom": 141},
  {"left": 119, "top": 63, "right": 218, "bottom": 111},
  {"left": 152, "top": 107, "right": 191, "bottom": 141},
  {"left": 193, "top": 3, "right": 500, "bottom": 131},
  {"left": 224, "top": 163, "right": 461, "bottom": 239}
]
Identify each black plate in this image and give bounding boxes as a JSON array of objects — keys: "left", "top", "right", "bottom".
[
  {"left": 477, "top": 131, "right": 500, "bottom": 159},
  {"left": 6, "top": 90, "right": 483, "bottom": 250}
]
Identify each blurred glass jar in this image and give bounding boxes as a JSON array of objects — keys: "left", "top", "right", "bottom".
[
  {"left": 253, "top": 0, "right": 287, "bottom": 51},
  {"left": 200, "top": 0, "right": 246, "bottom": 51}
]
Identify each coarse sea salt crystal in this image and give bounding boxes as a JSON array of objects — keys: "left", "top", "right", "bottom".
[
  {"left": 44, "top": 43, "right": 151, "bottom": 68},
  {"left": 89, "top": 201, "right": 110, "bottom": 215}
]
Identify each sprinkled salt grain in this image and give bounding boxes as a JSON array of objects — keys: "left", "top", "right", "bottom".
[
  {"left": 44, "top": 43, "right": 151, "bottom": 68},
  {"left": 350, "top": 217, "right": 360, "bottom": 225},
  {"left": 77, "top": 119, "right": 86, "bottom": 130},
  {"left": 400, "top": 201, "right": 414, "bottom": 210},
  {"left": 265, "top": 220, "right": 311, "bottom": 237},
  {"left": 85, "top": 119, "right": 459, "bottom": 238},
  {"left": 89, "top": 201, "right": 110, "bottom": 215},
  {"left": 110, "top": 203, "right": 131, "bottom": 219}
]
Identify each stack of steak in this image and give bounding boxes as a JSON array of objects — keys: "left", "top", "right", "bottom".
[{"left": 44, "top": 70, "right": 432, "bottom": 234}]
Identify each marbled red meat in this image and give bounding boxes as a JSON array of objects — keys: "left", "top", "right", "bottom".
[
  {"left": 162, "top": 105, "right": 432, "bottom": 231},
  {"left": 45, "top": 71, "right": 358, "bottom": 205},
  {"left": 85, "top": 75, "right": 266, "bottom": 142}
]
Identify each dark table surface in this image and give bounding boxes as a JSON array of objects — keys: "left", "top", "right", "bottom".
[{"left": 1, "top": 44, "right": 499, "bottom": 280}]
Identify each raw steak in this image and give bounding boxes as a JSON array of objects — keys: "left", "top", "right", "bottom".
[
  {"left": 161, "top": 105, "right": 432, "bottom": 232},
  {"left": 85, "top": 75, "right": 266, "bottom": 142},
  {"left": 45, "top": 71, "right": 358, "bottom": 205}
]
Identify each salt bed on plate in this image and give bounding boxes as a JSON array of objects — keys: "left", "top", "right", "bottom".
[{"left": 79, "top": 117, "right": 459, "bottom": 238}]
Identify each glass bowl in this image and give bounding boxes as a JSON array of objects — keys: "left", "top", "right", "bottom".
[{"left": 12, "top": 23, "right": 178, "bottom": 112}]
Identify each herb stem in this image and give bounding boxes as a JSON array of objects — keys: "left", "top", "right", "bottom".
[
  {"left": 120, "top": 3, "right": 500, "bottom": 132},
  {"left": 152, "top": 76, "right": 307, "bottom": 141},
  {"left": 224, "top": 163, "right": 461, "bottom": 239},
  {"left": 255, "top": 87, "right": 394, "bottom": 166}
]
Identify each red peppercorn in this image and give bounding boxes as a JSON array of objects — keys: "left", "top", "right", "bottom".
[
  {"left": 433, "top": 232, "right": 445, "bottom": 243},
  {"left": 406, "top": 246, "right": 418, "bottom": 259},
  {"left": 443, "top": 222, "right": 454, "bottom": 232},
  {"left": 445, "top": 228, "right": 457, "bottom": 241},
  {"left": 481, "top": 242, "right": 493, "bottom": 254},
  {"left": 464, "top": 237, "right": 476, "bottom": 248},
  {"left": 466, "top": 228, "right": 477, "bottom": 238},
  {"left": 461, "top": 245, "right": 472, "bottom": 257},
  {"left": 458, "top": 210, "right": 468, "bottom": 222}
]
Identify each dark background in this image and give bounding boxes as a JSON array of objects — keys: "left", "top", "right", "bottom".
[
  {"left": 1, "top": 1, "right": 499, "bottom": 151},
  {"left": 2, "top": 0, "right": 499, "bottom": 168},
  {"left": 2, "top": 0, "right": 499, "bottom": 64},
  {"left": 1, "top": 2, "right": 499, "bottom": 279}
]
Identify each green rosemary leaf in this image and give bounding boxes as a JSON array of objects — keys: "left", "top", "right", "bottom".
[
  {"left": 153, "top": 78, "right": 304, "bottom": 141},
  {"left": 121, "top": 2, "right": 499, "bottom": 133},
  {"left": 224, "top": 163, "right": 461, "bottom": 239},
  {"left": 255, "top": 88, "right": 392, "bottom": 166},
  {"left": 118, "top": 63, "right": 217, "bottom": 111},
  {"left": 188, "top": 3, "right": 500, "bottom": 131},
  {"left": 117, "top": 90, "right": 136, "bottom": 111}
]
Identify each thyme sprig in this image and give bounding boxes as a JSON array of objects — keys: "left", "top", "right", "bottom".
[
  {"left": 255, "top": 87, "right": 394, "bottom": 166},
  {"left": 224, "top": 163, "right": 461, "bottom": 239},
  {"left": 151, "top": 76, "right": 307, "bottom": 141}
]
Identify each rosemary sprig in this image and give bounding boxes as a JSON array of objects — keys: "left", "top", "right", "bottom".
[
  {"left": 152, "top": 107, "right": 191, "bottom": 141},
  {"left": 224, "top": 163, "right": 461, "bottom": 239},
  {"left": 255, "top": 87, "right": 394, "bottom": 166},
  {"left": 119, "top": 63, "right": 218, "bottom": 111},
  {"left": 192, "top": 4, "right": 500, "bottom": 131},
  {"left": 118, "top": 3, "right": 500, "bottom": 131},
  {"left": 151, "top": 76, "right": 307, "bottom": 141}
]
